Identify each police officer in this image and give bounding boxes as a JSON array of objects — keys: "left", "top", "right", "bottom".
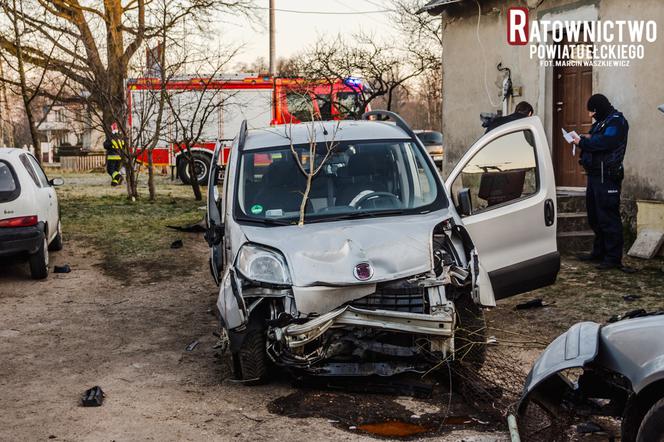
[
  {"left": 103, "top": 122, "right": 124, "bottom": 187},
  {"left": 572, "top": 94, "right": 629, "bottom": 270}
]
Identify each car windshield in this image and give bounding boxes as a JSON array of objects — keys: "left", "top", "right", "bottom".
[{"left": 236, "top": 140, "right": 446, "bottom": 224}]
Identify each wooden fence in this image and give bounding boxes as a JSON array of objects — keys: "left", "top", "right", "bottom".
[{"left": 60, "top": 153, "right": 106, "bottom": 172}]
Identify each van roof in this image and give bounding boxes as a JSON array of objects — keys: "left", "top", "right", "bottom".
[{"left": 243, "top": 120, "right": 412, "bottom": 150}]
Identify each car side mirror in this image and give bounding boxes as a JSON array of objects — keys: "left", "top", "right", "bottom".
[
  {"left": 49, "top": 177, "right": 64, "bottom": 187},
  {"left": 457, "top": 188, "right": 473, "bottom": 217}
]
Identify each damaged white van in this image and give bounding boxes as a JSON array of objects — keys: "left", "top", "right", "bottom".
[{"left": 205, "top": 111, "right": 559, "bottom": 382}]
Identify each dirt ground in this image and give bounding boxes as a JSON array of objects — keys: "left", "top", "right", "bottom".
[{"left": 1, "top": 173, "right": 662, "bottom": 441}]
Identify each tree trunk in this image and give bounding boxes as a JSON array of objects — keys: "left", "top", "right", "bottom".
[
  {"left": 24, "top": 103, "right": 41, "bottom": 161},
  {"left": 11, "top": 0, "right": 41, "bottom": 161},
  {"left": 298, "top": 174, "right": 313, "bottom": 226},
  {"left": 124, "top": 156, "right": 139, "bottom": 201},
  {"left": 147, "top": 149, "right": 155, "bottom": 201}
]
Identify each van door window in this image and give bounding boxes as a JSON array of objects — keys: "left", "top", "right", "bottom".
[{"left": 451, "top": 130, "right": 538, "bottom": 214}]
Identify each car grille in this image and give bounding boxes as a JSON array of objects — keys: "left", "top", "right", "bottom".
[{"left": 350, "top": 286, "right": 426, "bottom": 314}]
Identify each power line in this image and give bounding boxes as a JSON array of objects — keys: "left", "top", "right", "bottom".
[
  {"left": 332, "top": 0, "right": 391, "bottom": 25},
  {"left": 365, "top": 0, "right": 389, "bottom": 9},
  {"left": 254, "top": 6, "right": 394, "bottom": 15}
]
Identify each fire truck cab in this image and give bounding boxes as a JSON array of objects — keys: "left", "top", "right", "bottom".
[{"left": 127, "top": 74, "right": 365, "bottom": 185}]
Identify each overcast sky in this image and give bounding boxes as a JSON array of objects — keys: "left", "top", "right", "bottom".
[{"left": 216, "top": 0, "right": 393, "bottom": 67}]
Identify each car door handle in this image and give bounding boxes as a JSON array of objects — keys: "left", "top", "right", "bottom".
[{"left": 544, "top": 199, "right": 555, "bottom": 226}]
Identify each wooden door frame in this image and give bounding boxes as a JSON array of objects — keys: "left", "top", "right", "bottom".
[{"left": 535, "top": 4, "right": 598, "bottom": 191}]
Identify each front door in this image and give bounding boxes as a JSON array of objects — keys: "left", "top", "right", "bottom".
[
  {"left": 446, "top": 117, "right": 560, "bottom": 300},
  {"left": 553, "top": 49, "right": 593, "bottom": 187}
]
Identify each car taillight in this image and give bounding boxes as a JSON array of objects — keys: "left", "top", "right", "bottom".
[{"left": 0, "top": 215, "right": 38, "bottom": 227}]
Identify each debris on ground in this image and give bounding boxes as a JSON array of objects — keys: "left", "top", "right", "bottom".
[
  {"left": 170, "top": 239, "right": 183, "bottom": 249},
  {"left": 81, "top": 386, "right": 104, "bottom": 407},
  {"left": 627, "top": 229, "right": 664, "bottom": 259},
  {"left": 53, "top": 264, "right": 71, "bottom": 273},
  {"left": 608, "top": 309, "right": 646, "bottom": 322},
  {"left": 622, "top": 294, "right": 642, "bottom": 302},
  {"left": 185, "top": 340, "right": 199, "bottom": 352},
  {"left": 514, "top": 298, "right": 548, "bottom": 310},
  {"left": 619, "top": 265, "right": 638, "bottom": 274},
  {"left": 166, "top": 219, "right": 206, "bottom": 233},
  {"left": 576, "top": 421, "right": 604, "bottom": 434}
]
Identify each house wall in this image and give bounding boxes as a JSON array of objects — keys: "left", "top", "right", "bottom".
[{"left": 440, "top": 0, "right": 664, "bottom": 201}]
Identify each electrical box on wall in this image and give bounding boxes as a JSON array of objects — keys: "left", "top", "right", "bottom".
[{"left": 513, "top": 86, "right": 523, "bottom": 97}]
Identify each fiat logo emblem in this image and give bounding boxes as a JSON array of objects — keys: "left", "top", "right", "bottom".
[{"left": 353, "top": 262, "right": 373, "bottom": 281}]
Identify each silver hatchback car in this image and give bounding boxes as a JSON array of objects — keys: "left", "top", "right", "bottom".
[{"left": 206, "top": 111, "right": 560, "bottom": 382}]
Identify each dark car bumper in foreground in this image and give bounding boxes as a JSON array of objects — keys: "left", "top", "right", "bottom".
[{"left": 0, "top": 222, "right": 44, "bottom": 257}]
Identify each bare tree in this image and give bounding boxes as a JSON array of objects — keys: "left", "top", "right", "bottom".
[
  {"left": 282, "top": 95, "right": 340, "bottom": 225},
  {"left": 0, "top": 0, "right": 73, "bottom": 161},
  {"left": 389, "top": 0, "right": 444, "bottom": 129},
  {"left": 293, "top": 34, "right": 435, "bottom": 118},
  {"left": 0, "top": 0, "right": 254, "bottom": 197},
  {"left": 0, "top": 59, "right": 15, "bottom": 147},
  {"left": 164, "top": 50, "right": 238, "bottom": 201}
]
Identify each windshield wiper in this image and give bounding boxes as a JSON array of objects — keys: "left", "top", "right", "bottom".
[
  {"left": 309, "top": 209, "right": 407, "bottom": 223},
  {"left": 236, "top": 216, "right": 295, "bottom": 226}
]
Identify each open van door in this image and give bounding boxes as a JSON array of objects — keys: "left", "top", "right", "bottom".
[
  {"left": 445, "top": 117, "right": 559, "bottom": 300},
  {"left": 205, "top": 140, "right": 225, "bottom": 285}
]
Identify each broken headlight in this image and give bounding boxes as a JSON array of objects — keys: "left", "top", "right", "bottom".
[{"left": 236, "top": 244, "right": 292, "bottom": 285}]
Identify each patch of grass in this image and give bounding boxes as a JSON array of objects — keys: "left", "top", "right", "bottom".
[
  {"left": 490, "top": 254, "right": 664, "bottom": 343},
  {"left": 58, "top": 173, "right": 205, "bottom": 280}
]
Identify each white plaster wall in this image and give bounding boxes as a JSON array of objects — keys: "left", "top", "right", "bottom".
[{"left": 440, "top": 0, "right": 664, "bottom": 199}]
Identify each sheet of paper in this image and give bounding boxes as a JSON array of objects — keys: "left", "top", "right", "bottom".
[
  {"left": 562, "top": 128, "right": 579, "bottom": 156},
  {"left": 561, "top": 128, "right": 579, "bottom": 144}
]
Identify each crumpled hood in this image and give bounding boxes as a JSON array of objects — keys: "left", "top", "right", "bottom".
[{"left": 238, "top": 211, "right": 448, "bottom": 287}]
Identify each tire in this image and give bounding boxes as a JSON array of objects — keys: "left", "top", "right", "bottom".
[
  {"left": 177, "top": 152, "right": 211, "bottom": 185},
  {"left": 233, "top": 329, "right": 269, "bottom": 385},
  {"left": 48, "top": 221, "right": 63, "bottom": 251},
  {"left": 454, "top": 294, "right": 487, "bottom": 369},
  {"left": 29, "top": 235, "right": 49, "bottom": 279},
  {"left": 177, "top": 158, "right": 191, "bottom": 185},
  {"left": 637, "top": 397, "right": 664, "bottom": 442}
]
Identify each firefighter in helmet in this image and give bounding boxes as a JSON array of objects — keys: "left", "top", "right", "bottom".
[{"left": 104, "top": 122, "right": 124, "bottom": 186}]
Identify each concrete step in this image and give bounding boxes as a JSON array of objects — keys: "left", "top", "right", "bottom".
[
  {"left": 557, "top": 230, "right": 594, "bottom": 254},
  {"left": 557, "top": 212, "right": 590, "bottom": 233},
  {"left": 557, "top": 194, "right": 586, "bottom": 213}
]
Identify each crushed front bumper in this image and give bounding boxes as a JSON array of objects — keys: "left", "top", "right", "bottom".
[{"left": 282, "top": 305, "right": 454, "bottom": 348}]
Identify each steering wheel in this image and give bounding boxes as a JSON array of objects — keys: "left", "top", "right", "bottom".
[{"left": 352, "top": 191, "right": 401, "bottom": 210}]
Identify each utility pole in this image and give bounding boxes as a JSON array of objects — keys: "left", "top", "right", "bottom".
[{"left": 269, "top": 0, "right": 276, "bottom": 77}]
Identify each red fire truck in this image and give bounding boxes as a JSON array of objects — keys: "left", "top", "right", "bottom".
[{"left": 127, "top": 74, "right": 364, "bottom": 184}]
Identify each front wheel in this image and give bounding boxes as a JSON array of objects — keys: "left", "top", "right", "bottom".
[
  {"left": 637, "top": 397, "right": 664, "bottom": 442},
  {"left": 454, "top": 295, "right": 487, "bottom": 369},
  {"left": 29, "top": 235, "right": 49, "bottom": 279},
  {"left": 232, "top": 329, "right": 269, "bottom": 385},
  {"left": 177, "top": 152, "right": 211, "bottom": 185}
]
